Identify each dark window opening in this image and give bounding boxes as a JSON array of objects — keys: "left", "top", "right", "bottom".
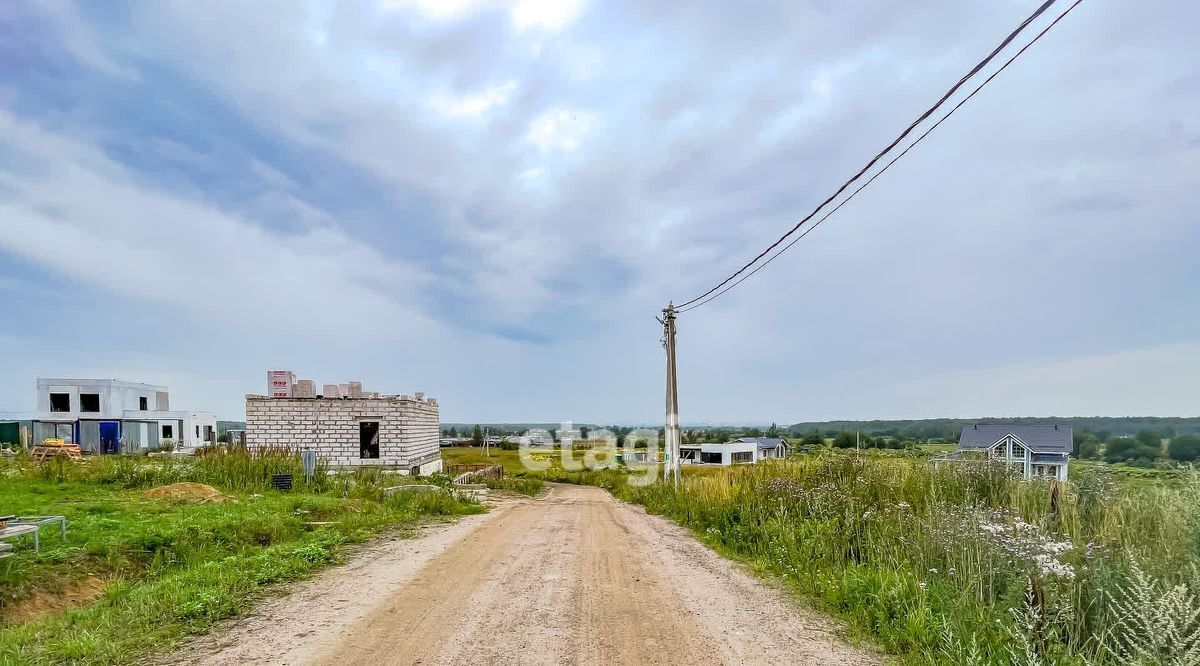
[
  {"left": 700, "top": 451, "right": 722, "bottom": 464},
  {"left": 731, "top": 451, "right": 753, "bottom": 464},
  {"left": 162, "top": 424, "right": 173, "bottom": 439},
  {"left": 203, "top": 425, "right": 214, "bottom": 442},
  {"left": 195, "top": 425, "right": 200, "bottom": 438},
  {"left": 49, "top": 393, "right": 70, "bottom": 412},
  {"left": 680, "top": 448, "right": 697, "bottom": 460},
  {"left": 139, "top": 396, "right": 148, "bottom": 411},
  {"left": 80, "top": 393, "right": 100, "bottom": 413},
  {"left": 360, "top": 421, "right": 380, "bottom": 459}
]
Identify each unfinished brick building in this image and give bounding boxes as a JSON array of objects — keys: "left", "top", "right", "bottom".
[{"left": 245, "top": 372, "right": 442, "bottom": 475}]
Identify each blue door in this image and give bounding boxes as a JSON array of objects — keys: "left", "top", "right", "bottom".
[{"left": 99, "top": 421, "right": 120, "bottom": 454}]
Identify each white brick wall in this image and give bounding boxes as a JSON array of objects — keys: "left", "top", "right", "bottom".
[{"left": 245, "top": 394, "right": 440, "bottom": 468}]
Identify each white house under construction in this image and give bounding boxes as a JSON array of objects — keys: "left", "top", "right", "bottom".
[
  {"left": 245, "top": 371, "right": 442, "bottom": 475},
  {"left": 33, "top": 378, "right": 217, "bottom": 453}
]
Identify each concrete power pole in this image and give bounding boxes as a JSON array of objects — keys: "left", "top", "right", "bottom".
[{"left": 662, "top": 304, "right": 681, "bottom": 488}]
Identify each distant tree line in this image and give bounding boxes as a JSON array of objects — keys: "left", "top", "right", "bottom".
[
  {"left": 1073, "top": 428, "right": 1200, "bottom": 466},
  {"left": 785, "top": 417, "right": 1200, "bottom": 441}
]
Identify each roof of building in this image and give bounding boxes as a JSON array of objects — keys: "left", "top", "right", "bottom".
[
  {"left": 958, "top": 425, "right": 1072, "bottom": 453},
  {"left": 732, "top": 437, "right": 788, "bottom": 449},
  {"left": 37, "top": 378, "right": 169, "bottom": 391}
]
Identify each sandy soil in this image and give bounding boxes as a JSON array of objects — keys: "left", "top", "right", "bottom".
[{"left": 170, "top": 484, "right": 878, "bottom": 666}]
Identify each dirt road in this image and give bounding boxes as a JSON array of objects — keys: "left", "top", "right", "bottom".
[{"left": 173, "top": 484, "right": 877, "bottom": 665}]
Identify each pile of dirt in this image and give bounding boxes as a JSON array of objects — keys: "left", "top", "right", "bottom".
[
  {"left": 1, "top": 575, "right": 108, "bottom": 625},
  {"left": 140, "top": 482, "right": 229, "bottom": 503}
]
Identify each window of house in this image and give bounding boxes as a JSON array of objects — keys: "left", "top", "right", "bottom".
[
  {"left": 49, "top": 393, "right": 70, "bottom": 412},
  {"left": 195, "top": 425, "right": 200, "bottom": 438},
  {"left": 162, "top": 424, "right": 174, "bottom": 439},
  {"left": 204, "top": 425, "right": 213, "bottom": 442},
  {"left": 731, "top": 451, "right": 754, "bottom": 463},
  {"left": 700, "top": 451, "right": 722, "bottom": 464},
  {"left": 80, "top": 393, "right": 100, "bottom": 413},
  {"left": 139, "top": 396, "right": 148, "bottom": 411},
  {"left": 360, "top": 421, "right": 380, "bottom": 459}
]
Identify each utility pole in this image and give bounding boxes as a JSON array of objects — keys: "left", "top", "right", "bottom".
[{"left": 662, "top": 304, "right": 681, "bottom": 488}]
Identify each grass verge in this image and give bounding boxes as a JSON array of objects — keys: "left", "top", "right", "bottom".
[{"left": 0, "top": 453, "right": 481, "bottom": 665}]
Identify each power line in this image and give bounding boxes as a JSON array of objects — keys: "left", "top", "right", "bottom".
[
  {"left": 675, "top": 0, "right": 1062, "bottom": 311},
  {"left": 678, "top": 0, "right": 1085, "bottom": 315}
]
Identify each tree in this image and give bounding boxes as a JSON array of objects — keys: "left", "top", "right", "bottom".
[
  {"left": 580, "top": 426, "right": 590, "bottom": 440},
  {"left": 1073, "top": 431, "right": 1099, "bottom": 458},
  {"left": 1167, "top": 435, "right": 1200, "bottom": 463},
  {"left": 802, "top": 430, "right": 824, "bottom": 449},
  {"left": 471, "top": 425, "right": 483, "bottom": 447},
  {"left": 1078, "top": 438, "right": 1101, "bottom": 460},
  {"left": 1104, "top": 437, "right": 1160, "bottom": 466},
  {"left": 766, "top": 422, "right": 780, "bottom": 438},
  {"left": 744, "top": 427, "right": 763, "bottom": 438},
  {"left": 549, "top": 428, "right": 557, "bottom": 442},
  {"left": 1135, "top": 429, "right": 1164, "bottom": 451},
  {"left": 833, "top": 431, "right": 857, "bottom": 449}
]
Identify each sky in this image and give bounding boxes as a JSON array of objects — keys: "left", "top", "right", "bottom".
[{"left": 0, "top": 0, "right": 1197, "bottom": 424}]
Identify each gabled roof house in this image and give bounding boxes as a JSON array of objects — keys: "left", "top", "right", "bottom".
[
  {"left": 731, "top": 437, "right": 789, "bottom": 459},
  {"left": 958, "top": 424, "right": 1071, "bottom": 481}
]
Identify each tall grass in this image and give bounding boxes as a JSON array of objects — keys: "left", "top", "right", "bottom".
[{"left": 555, "top": 454, "right": 1200, "bottom": 664}]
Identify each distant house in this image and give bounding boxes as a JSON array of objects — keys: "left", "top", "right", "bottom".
[
  {"left": 957, "top": 424, "right": 1071, "bottom": 481},
  {"left": 34, "top": 378, "right": 217, "bottom": 453},
  {"left": 731, "top": 437, "right": 789, "bottom": 459},
  {"left": 679, "top": 441, "right": 755, "bottom": 465}
]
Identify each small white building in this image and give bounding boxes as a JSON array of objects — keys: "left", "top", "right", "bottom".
[
  {"left": 34, "top": 378, "right": 217, "bottom": 453},
  {"left": 731, "top": 437, "right": 789, "bottom": 459},
  {"left": 679, "top": 441, "right": 759, "bottom": 465}
]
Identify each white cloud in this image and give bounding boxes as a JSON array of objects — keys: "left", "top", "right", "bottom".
[
  {"left": 525, "top": 107, "right": 595, "bottom": 152},
  {"left": 0, "top": 110, "right": 436, "bottom": 341},
  {"left": 430, "top": 80, "right": 519, "bottom": 120},
  {"left": 378, "top": 0, "right": 490, "bottom": 22},
  {"left": 36, "top": 0, "right": 140, "bottom": 80},
  {"left": 510, "top": 0, "right": 584, "bottom": 31},
  {"left": 887, "top": 342, "right": 1200, "bottom": 418}
]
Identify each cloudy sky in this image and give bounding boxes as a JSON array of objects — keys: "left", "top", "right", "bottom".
[{"left": 0, "top": 0, "right": 1197, "bottom": 424}]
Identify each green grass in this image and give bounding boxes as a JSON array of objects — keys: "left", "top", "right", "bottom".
[
  {"left": 481, "top": 476, "right": 545, "bottom": 496},
  {"left": 533, "top": 452, "right": 1200, "bottom": 664},
  {"left": 0, "top": 452, "right": 481, "bottom": 665}
]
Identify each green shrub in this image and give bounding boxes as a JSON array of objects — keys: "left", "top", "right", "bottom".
[
  {"left": 1105, "top": 437, "right": 1162, "bottom": 466},
  {"left": 1167, "top": 435, "right": 1200, "bottom": 463}
]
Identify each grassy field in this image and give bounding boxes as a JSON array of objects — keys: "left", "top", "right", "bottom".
[
  {"left": 0, "top": 451, "right": 482, "bottom": 665},
  {"left": 521, "top": 450, "right": 1200, "bottom": 665}
]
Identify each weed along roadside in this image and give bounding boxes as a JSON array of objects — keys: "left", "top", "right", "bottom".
[
  {"left": 0, "top": 450, "right": 482, "bottom": 665},
  {"left": 513, "top": 451, "right": 1200, "bottom": 665}
]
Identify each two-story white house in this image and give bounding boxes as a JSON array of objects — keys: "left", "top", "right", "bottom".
[
  {"left": 34, "top": 378, "right": 217, "bottom": 454},
  {"left": 957, "top": 424, "right": 1071, "bottom": 481}
]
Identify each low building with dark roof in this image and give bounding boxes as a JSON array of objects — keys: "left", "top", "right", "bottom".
[
  {"left": 731, "top": 437, "right": 789, "bottom": 459},
  {"left": 957, "top": 424, "right": 1071, "bottom": 481}
]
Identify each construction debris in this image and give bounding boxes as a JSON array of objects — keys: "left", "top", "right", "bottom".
[{"left": 32, "top": 438, "right": 82, "bottom": 461}]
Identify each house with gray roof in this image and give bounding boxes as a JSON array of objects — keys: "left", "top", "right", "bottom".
[
  {"left": 957, "top": 424, "right": 1071, "bottom": 481},
  {"left": 731, "top": 437, "right": 789, "bottom": 459}
]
